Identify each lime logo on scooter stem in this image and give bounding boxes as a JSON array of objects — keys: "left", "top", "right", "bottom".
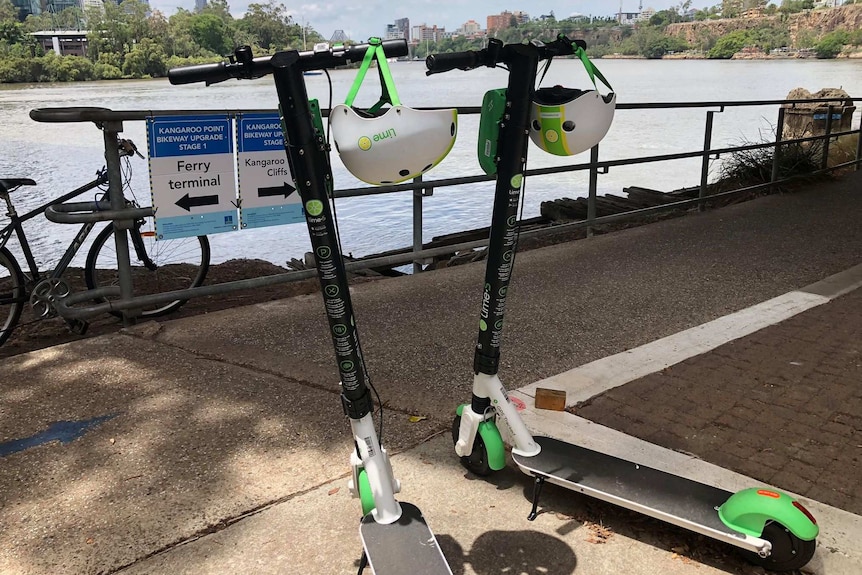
[
  {"left": 306, "top": 200, "right": 324, "bottom": 216},
  {"left": 480, "top": 283, "right": 491, "bottom": 331},
  {"left": 510, "top": 174, "right": 523, "bottom": 188}
]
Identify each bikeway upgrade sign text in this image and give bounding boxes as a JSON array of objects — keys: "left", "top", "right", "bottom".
[
  {"left": 148, "top": 115, "right": 238, "bottom": 239},
  {"left": 236, "top": 113, "right": 304, "bottom": 229}
]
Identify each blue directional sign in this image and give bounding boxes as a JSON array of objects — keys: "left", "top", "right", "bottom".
[
  {"left": 236, "top": 113, "right": 303, "bottom": 230},
  {"left": 147, "top": 115, "right": 238, "bottom": 239}
]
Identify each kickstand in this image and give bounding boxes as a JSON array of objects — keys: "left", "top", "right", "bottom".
[
  {"left": 357, "top": 550, "right": 368, "bottom": 574},
  {"left": 528, "top": 475, "right": 546, "bottom": 521}
]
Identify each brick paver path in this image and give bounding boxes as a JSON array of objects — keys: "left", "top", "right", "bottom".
[{"left": 574, "top": 289, "right": 862, "bottom": 514}]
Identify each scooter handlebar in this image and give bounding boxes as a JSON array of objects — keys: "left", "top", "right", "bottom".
[
  {"left": 425, "top": 50, "right": 483, "bottom": 74},
  {"left": 168, "top": 39, "right": 409, "bottom": 86},
  {"left": 426, "top": 36, "right": 588, "bottom": 76}
]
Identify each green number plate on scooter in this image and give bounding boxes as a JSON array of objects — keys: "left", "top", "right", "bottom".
[{"left": 477, "top": 88, "right": 507, "bottom": 176}]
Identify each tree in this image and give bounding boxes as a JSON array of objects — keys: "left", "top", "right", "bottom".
[
  {"left": 708, "top": 29, "right": 750, "bottom": 57},
  {"left": 189, "top": 12, "right": 233, "bottom": 55},
  {"left": 122, "top": 37, "right": 167, "bottom": 76},
  {"left": 237, "top": 1, "right": 295, "bottom": 51},
  {"left": 815, "top": 30, "right": 848, "bottom": 58}
]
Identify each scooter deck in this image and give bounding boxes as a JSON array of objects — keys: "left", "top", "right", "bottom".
[
  {"left": 359, "top": 502, "right": 452, "bottom": 575},
  {"left": 513, "top": 436, "right": 745, "bottom": 542}
]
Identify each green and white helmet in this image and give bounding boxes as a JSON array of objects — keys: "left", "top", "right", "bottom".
[
  {"left": 330, "top": 39, "right": 457, "bottom": 185},
  {"left": 529, "top": 47, "right": 616, "bottom": 156}
]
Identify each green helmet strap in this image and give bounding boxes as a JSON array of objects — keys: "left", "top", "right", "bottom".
[
  {"left": 575, "top": 46, "right": 613, "bottom": 93},
  {"left": 344, "top": 38, "right": 401, "bottom": 113},
  {"left": 538, "top": 45, "right": 613, "bottom": 94}
]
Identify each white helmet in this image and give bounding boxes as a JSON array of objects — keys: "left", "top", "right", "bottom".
[
  {"left": 529, "top": 47, "right": 615, "bottom": 156},
  {"left": 330, "top": 39, "right": 457, "bottom": 185},
  {"left": 331, "top": 105, "right": 457, "bottom": 185}
]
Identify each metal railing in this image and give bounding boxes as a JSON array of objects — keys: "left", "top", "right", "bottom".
[{"left": 29, "top": 96, "right": 862, "bottom": 322}]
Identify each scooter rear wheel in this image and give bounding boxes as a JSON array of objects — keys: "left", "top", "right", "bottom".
[
  {"left": 452, "top": 415, "right": 493, "bottom": 476},
  {"left": 743, "top": 521, "right": 816, "bottom": 571}
]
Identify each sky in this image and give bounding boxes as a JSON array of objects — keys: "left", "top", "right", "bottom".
[{"left": 146, "top": 1, "right": 722, "bottom": 42}]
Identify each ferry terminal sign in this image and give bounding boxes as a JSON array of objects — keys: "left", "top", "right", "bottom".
[
  {"left": 147, "top": 115, "right": 238, "bottom": 239},
  {"left": 236, "top": 113, "right": 304, "bottom": 229}
]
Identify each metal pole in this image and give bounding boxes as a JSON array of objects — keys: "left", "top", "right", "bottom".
[
  {"left": 103, "top": 122, "right": 137, "bottom": 327},
  {"left": 771, "top": 107, "right": 785, "bottom": 191},
  {"left": 412, "top": 175, "right": 423, "bottom": 274},
  {"left": 821, "top": 104, "right": 833, "bottom": 171},
  {"left": 856, "top": 118, "right": 862, "bottom": 172},
  {"left": 700, "top": 111, "right": 715, "bottom": 211},
  {"left": 587, "top": 144, "right": 598, "bottom": 237}
]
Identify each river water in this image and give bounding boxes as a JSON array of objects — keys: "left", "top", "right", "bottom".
[{"left": 1, "top": 58, "right": 860, "bottom": 268}]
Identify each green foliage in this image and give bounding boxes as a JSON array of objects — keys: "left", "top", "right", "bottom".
[
  {"left": 0, "top": 56, "right": 40, "bottom": 82},
  {"left": 39, "top": 52, "right": 95, "bottom": 81},
  {"left": 815, "top": 30, "right": 849, "bottom": 58},
  {"left": 188, "top": 12, "right": 233, "bottom": 55},
  {"left": 708, "top": 30, "right": 751, "bottom": 58},
  {"left": 94, "top": 62, "right": 123, "bottom": 79},
  {"left": 122, "top": 37, "right": 167, "bottom": 77}
]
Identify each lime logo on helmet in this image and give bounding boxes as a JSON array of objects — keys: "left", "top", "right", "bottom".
[
  {"left": 510, "top": 174, "right": 523, "bottom": 188},
  {"left": 305, "top": 200, "right": 324, "bottom": 216},
  {"left": 544, "top": 129, "right": 559, "bottom": 143},
  {"left": 358, "top": 136, "right": 372, "bottom": 151}
]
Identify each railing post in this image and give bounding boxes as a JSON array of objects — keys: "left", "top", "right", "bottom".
[
  {"left": 102, "top": 121, "right": 137, "bottom": 326},
  {"left": 856, "top": 117, "right": 862, "bottom": 172},
  {"left": 587, "top": 144, "right": 599, "bottom": 237},
  {"left": 771, "top": 107, "right": 785, "bottom": 192},
  {"left": 700, "top": 111, "right": 715, "bottom": 211},
  {"left": 821, "top": 104, "right": 833, "bottom": 171},
  {"left": 412, "top": 174, "right": 425, "bottom": 274}
]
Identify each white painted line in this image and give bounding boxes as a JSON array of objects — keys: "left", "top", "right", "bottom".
[{"left": 518, "top": 291, "right": 829, "bottom": 404}]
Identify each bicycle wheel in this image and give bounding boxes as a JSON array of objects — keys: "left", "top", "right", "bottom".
[
  {"left": 0, "top": 246, "right": 25, "bottom": 346},
  {"left": 84, "top": 219, "right": 210, "bottom": 319}
]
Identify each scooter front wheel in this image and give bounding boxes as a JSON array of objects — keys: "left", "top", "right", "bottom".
[
  {"left": 452, "top": 415, "right": 493, "bottom": 476},
  {"left": 743, "top": 521, "right": 816, "bottom": 571}
]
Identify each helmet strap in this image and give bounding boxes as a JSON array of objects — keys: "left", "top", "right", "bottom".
[
  {"left": 344, "top": 38, "right": 402, "bottom": 113},
  {"left": 537, "top": 45, "right": 614, "bottom": 94}
]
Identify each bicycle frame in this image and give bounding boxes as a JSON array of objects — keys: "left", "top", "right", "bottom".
[{"left": 0, "top": 171, "right": 109, "bottom": 286}]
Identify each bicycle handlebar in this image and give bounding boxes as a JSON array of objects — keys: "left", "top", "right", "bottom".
[
  {"left": 425, "top": 36, "right": 587, "bottom": 75},
  {"left": 169, "top": 39, "right": 409, "bottom": 86}
]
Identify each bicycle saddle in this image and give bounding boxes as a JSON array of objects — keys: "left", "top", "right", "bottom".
[{"left": 0, "top": 178, "right": 37, "bottom": 194}]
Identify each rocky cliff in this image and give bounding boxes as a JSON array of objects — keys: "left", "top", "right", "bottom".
[{"left": 666, "top": 4, "right": 862, "bottom": 47}]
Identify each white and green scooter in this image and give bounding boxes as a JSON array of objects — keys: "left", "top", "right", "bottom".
[{"left": 426, "top": 35, "right": 819, "bottom": 572}]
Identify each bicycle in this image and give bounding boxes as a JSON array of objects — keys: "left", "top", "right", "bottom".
[{"left": 0, "top": 137, "right": 211, "bottom": 347}]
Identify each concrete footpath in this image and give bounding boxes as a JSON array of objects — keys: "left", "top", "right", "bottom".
[{"left": 1, "top": 171, "right": 861, "bottom": 574}]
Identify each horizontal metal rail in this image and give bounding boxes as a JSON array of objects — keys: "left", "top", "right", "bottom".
[{"left": 28, "top": 97, "right": 862, "bottom": 321}]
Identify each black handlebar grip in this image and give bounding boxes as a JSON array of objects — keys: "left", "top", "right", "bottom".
[
  {"left": 425, "top": 51, "right": 481, "bottom": 74},
  {"left": 378, "top": 38, "right": 409, "bottom": 59},
  {"left": 168, "top": 62, "right": 230, "bottom": 85}
]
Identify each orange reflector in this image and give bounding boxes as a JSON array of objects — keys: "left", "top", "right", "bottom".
[
  {"left": 793, "top": 501, "right": 817, "bottom": 525},
  {"left": 141, "top": 231, "right": 156, "bottom": 237},
  {"left": 756, "top": 489, "right": 781, "bottom": 499}
]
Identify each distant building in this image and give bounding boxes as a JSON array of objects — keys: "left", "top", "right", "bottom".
[
  {"left": 11, "top": 0, "right": 41, "bottom": 21},
  {"left": 385, "top": 17, "right": 410, "bottom": 41},
  {"left": 30, "top": 29, "right": 88, "bottom": 56},
  {"left": 411, "top": 23, "right": 445, "bottom": 43},
  {"left": 617, "top": 11, "right": 640, "bottom": 25},
  {"left": 487, "top": 10, "right": 529, "bottom": 32},
  {"left": 454, "top": 19, "right": 483, "bottom": 39}
]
